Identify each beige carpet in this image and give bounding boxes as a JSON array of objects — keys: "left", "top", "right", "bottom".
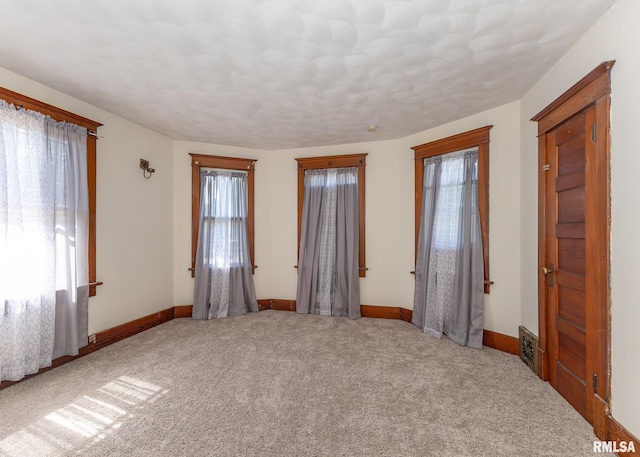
[{"left": 0, "top": 310, "right": 611, "bottom": 456}]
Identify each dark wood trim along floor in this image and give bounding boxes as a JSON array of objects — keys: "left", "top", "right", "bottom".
[
  {"left": 482, "top": 329, "right": 520, "bottom": 355},
  {"left": 607, "top": 416, "right": 639, "bottom": 456}
]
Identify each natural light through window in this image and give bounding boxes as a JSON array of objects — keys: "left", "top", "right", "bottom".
[
  {"left": 0, "top": 376, "right": 166, "bottom": 457},
  {"left": 201, "top": 170, "right": 248, "bottom": 269},
  {"left": 189, "top": 154, "right": 256, "bottom": 276}
]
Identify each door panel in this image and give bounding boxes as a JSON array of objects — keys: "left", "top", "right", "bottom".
[
  {"left": 556, "top": 365, "right": 588, "bottom": 418},
  {"left": 558, "top": 287, "right": 586, "bottom": 325},
  {"left": 555, "top": 222, "right": 584, "bottom": 239},
  {"left": 555, "top": 270, "right": 585, "bottom": 292},
  {"left": 557, "top": 139, "right": 585, "bottom": 174},
  {"left": 547, "top": 110, "right": 591, "bottom": 422},
  {"left": 554, "top": 113, "right": 584, "bottom": 143},
  {"left": 556, "top": 170, "right": 585, "bottom": 193},
  {"left": 557, "top": 188, "right": 585, "bottom": 223},
  {"left": 557, "top": 239, "right": 585, "bottom": 274},
  {"left": 559, "top": 332, "right": 586, "bottom": 379}
]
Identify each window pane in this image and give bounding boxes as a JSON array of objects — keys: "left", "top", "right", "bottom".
[{"left": 200, "top": 171, "right": 248, "bottom": 268}]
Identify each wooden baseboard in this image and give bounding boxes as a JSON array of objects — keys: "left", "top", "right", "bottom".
[
  {"left": 257, "top": 299, "right": 271, "bottom": 310},
  {"left": 174, "top": 305, "right": 193, "bottom": 318},
  {"left": 399, "top": 307, "right": 413, "bottom": 323},
  {"left": 92, "top": 308, "right": 177, "bottom": 347},
  {"left": 262, "top": 301, "right": 413, "bottom": 321},
  {"left": 607, "top": 416, "right": 639, "bottom": 456},
  {"left": 94, "top": 308, "right": 175, "bottom": 347},
  {"left": 482, "top": 329, "right": 520, "bottom": 355},
  {"left": 361, "top": 304, "right": 403, "bottom": 319},
  {"left": 270, "top": 299, "right": 296, "bottom": 311}
]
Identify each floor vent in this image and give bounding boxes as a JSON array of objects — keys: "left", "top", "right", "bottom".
[{"left": 518, "top": 326, "right": 538, "bottom": 374}]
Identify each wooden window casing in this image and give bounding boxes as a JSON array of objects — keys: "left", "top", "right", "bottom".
[
  {"left": 412, "top": 126, "right": 492, "bottom": 293},
  {"left": 295, "top": 153, "right": 367, "bottom": 278},
  {"left": 189, "top": 154, "right": 256, "bottom": 277},
  {"left": 0, "top": 87, "right": 102, "bottom": 296}
]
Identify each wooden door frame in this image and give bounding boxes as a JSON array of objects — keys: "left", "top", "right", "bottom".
[{"left": 531, "top": 60, "right": 614, "bottom": 438}]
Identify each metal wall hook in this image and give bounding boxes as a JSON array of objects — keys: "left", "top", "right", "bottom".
[{"left": 139, "top": 159, "right": 155, "bottom": 179}]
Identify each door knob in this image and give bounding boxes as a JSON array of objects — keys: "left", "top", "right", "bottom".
[{"left": 543, "top": 264, "right": 555, "bottom": 286}]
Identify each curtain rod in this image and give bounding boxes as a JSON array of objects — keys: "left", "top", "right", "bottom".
[{"left": 8, "top": 101, "right": 102, "bottom": 139}]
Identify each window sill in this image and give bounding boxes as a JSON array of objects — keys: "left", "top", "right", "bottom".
[
  {"left": 409, "top": 271, "right": 492, "bottom": 294},
  {"left": 89, "top": 281, "right": 103, "bottom": 297}
]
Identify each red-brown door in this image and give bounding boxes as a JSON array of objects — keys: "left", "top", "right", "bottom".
[
  {"left": 535, "top": 61, "right": 612, "bottom": 438},
  {"left": 545, "top": 110, "right": 593, "bottom": 421}
]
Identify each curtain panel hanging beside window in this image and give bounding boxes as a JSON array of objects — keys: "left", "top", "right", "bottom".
[
  {"left": 192, "top": 169, "right": 258, "bottom": 319},
  {"left": 296, "top": 167, "right": 360, "bottom": 319},
  {"left": 0, "top": 100, "right": 89, "bottom": 382},
  {"left": 48, "top": 119, "right": 90, "bottom": 360},
  {"left": 412, "top": 148, "right": 484, "bottom": 349}
]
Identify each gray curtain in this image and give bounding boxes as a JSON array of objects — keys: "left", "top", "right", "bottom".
[
  {"left": 412, "top": 148, "right": 484, "bottom": 349},
  {"left": 192, "top": 169, "right": 257, "bottom": 319},
  {"left": 296, "top": 168, "right": 360, "bottom": 319},
  {"left": 48, "top": 120, "right": 90, "bottom": 359}
]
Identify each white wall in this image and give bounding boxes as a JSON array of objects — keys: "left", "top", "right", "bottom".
[
  {"left": 172, "top": 141, "right": 270, "bottom": 305},
  {"left": 171, "top": 102, "right": 522, "bottom": 337},
  {"left": 265, "top": 138, "right": 418, "bottom": 309},
  {"left": 0, "top": 67, "right": 175, "bottom": 335},
  {"left": 520, "top": 0, "right": 639, "bottom": 438},
  {"left": 263, "top": 101, "right": 522, "bottom": 337}
]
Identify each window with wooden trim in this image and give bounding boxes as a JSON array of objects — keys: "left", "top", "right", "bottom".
[
  {"left": 412, "top": 126, "right": 492, "bottom": 293},
  {"left": 295, "top": 153, "right": 367, "bottom": 277},
  {"left": 0, "top": 87, "right": 102, "bottom": 296},
  {"left": 189, "top": 154, "right": 256, "bottom": 277}
]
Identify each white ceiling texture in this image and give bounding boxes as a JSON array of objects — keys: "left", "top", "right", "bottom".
[{"left": 0, "top": 0, "right": 617, "bottom": 149}]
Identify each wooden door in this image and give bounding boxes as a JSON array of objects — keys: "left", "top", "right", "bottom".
[
  {"left": 533, "top": 61, "right": 613, "bottom": 438},
  {"left": 545, "top": 110, "right": 592, "bottom": 421}
]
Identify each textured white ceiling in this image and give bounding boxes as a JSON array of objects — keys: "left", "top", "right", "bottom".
[{"left": 0, "top": 0, "right": 617, "bottom": 149}]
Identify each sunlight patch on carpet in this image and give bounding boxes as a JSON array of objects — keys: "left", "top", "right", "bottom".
[{"left": 0, "top": 375, "right": 167, "bottom": 457}]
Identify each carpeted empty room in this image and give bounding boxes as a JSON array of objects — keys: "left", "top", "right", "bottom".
[
  {"left": 4, "top": 0, "right": 640, "bottom": 454},
  {"left": 0, "top": 311, "right": 611, "bottom": 456}
]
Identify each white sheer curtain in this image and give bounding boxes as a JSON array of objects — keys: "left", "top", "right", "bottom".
[
  {"left": 0, "top": 101, "right": 88, "bottom": 381},
  {"left": 315, "top": 169, "right": 337, "bottom": 316},
  {"left": 412, "top": 148, "right": 484, "bottom": 349},
  {"left": 296, "top": 167, "right": 360, "bottom": 318},
  {"left": 192, "top": 169, "right": 258, "bottom": 319}
]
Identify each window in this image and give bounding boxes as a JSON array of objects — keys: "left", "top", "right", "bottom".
[
  {"left": 0, "top": 87, "right": 102, "bottom": 296},
  {"left": 200, "top": 170, "right": 249, "bottom": 268},
  {"left": 429, "top": 149, "right": 479, "bottom": 251},
  {"left": 189, "top": 154, "right": 256, "bottom": 277},
  {"left": 295, "top": 153, "right": 367, "bottom": 277},
  {"left": 412, "top": 126, "right": 491, "bottom": 293}
]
